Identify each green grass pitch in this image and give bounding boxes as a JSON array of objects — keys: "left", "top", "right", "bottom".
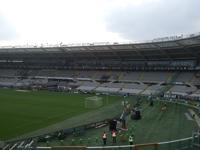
[
  {"left": 0, "top": 89, "right": 121, "bottom": 140},
  {"left": 37, "top": 99, "right": 199, "bottom": 147},
  {"left": 0, "top": 88, "right": 199, "bottom": 146}
]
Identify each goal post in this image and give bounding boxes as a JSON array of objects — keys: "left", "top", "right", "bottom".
[
  {"left": 84, "top": 96, "right": 103, "bottom": 108},
  {"left": 51, "top": 145, "right": 87, "bottom": 150}
]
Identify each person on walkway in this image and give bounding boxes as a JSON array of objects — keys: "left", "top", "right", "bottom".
[
  {"left": 112, "top": 130, "right": 117, "bottom": 143},
  {"left": 129, "top": 134, "right": 134, "bottom": 149},
  {"left": 102, "top": 131, "right": 107, "bottom": 145}
]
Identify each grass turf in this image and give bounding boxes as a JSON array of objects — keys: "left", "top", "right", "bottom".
[
  {"left": 0, "top": 88, "right": 199, "bottom": 147},
  {"left": 37, "top": 99, "right": 199, "bottom": 147},
  {"left": 0, "top": 89, "right": 121, "bottom": 140}
]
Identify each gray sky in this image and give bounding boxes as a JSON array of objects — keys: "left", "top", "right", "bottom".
[
  {"left": 0, "top": 0, "right": 199, "bottom": 46},
  {"left": 0, "top": 14, "right": 18, "bottom": 40},
  {"left": 105, "top": 0, "right": 200, "bottom": 41}
]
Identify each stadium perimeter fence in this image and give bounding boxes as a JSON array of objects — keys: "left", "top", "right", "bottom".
[{"left": 33, "top": 134, "right": 200, "bottom": 150}]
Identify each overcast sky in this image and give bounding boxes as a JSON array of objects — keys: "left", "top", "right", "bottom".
[{"left": 0, "top": 0, "right": 200, "bottom": 46}]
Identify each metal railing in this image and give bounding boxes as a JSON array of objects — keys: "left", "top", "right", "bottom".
[{"left": 0, "top": 32, "right": 200, "bottom": 49}]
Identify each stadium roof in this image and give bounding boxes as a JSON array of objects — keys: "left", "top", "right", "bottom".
[{"left": 0, "top": 33, "right": 200, "bottom": 60}]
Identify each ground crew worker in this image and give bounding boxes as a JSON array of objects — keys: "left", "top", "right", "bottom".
[
  {"left": 129, "top": 134, "right": 134, "bottom": 149},
  {"left": 102, "top": 131, "right": 107, "bottom": 145},
  {"left": 112, "top": 130, "right": 117, "bottom": 143}
]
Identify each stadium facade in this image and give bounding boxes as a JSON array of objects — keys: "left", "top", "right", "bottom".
[
  {"left": 0, "top": 33, "right": 200, "bottom": 99},
  {"left": 0, "top": 33, "right": 200, "bottom": 70}
]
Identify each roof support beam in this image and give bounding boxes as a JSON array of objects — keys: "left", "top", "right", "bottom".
[
  {"left": 108, "top": 46, "right": 123, "bottom": 61},
  {"left": 153, "top": 43, "right": 173, "bottom": 61}
]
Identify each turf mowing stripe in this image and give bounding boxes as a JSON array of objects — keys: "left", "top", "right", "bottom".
[
  {"left": 188, "top": 109, "right": 200, "bottom": 128},
  {"left": 134, "top": 102, "right": 162, "bottom": 143}
]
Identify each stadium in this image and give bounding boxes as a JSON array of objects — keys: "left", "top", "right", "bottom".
[{"left": 0, "top": 32, "right": 200, "bottom": 150}]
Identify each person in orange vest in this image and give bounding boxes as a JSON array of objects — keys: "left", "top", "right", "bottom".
[
  {"left": 102, "top": 131, "right": 107, "bottom": 145},
  {"left": 112, "top": 130, "right": 117, "bottom": 143}
]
